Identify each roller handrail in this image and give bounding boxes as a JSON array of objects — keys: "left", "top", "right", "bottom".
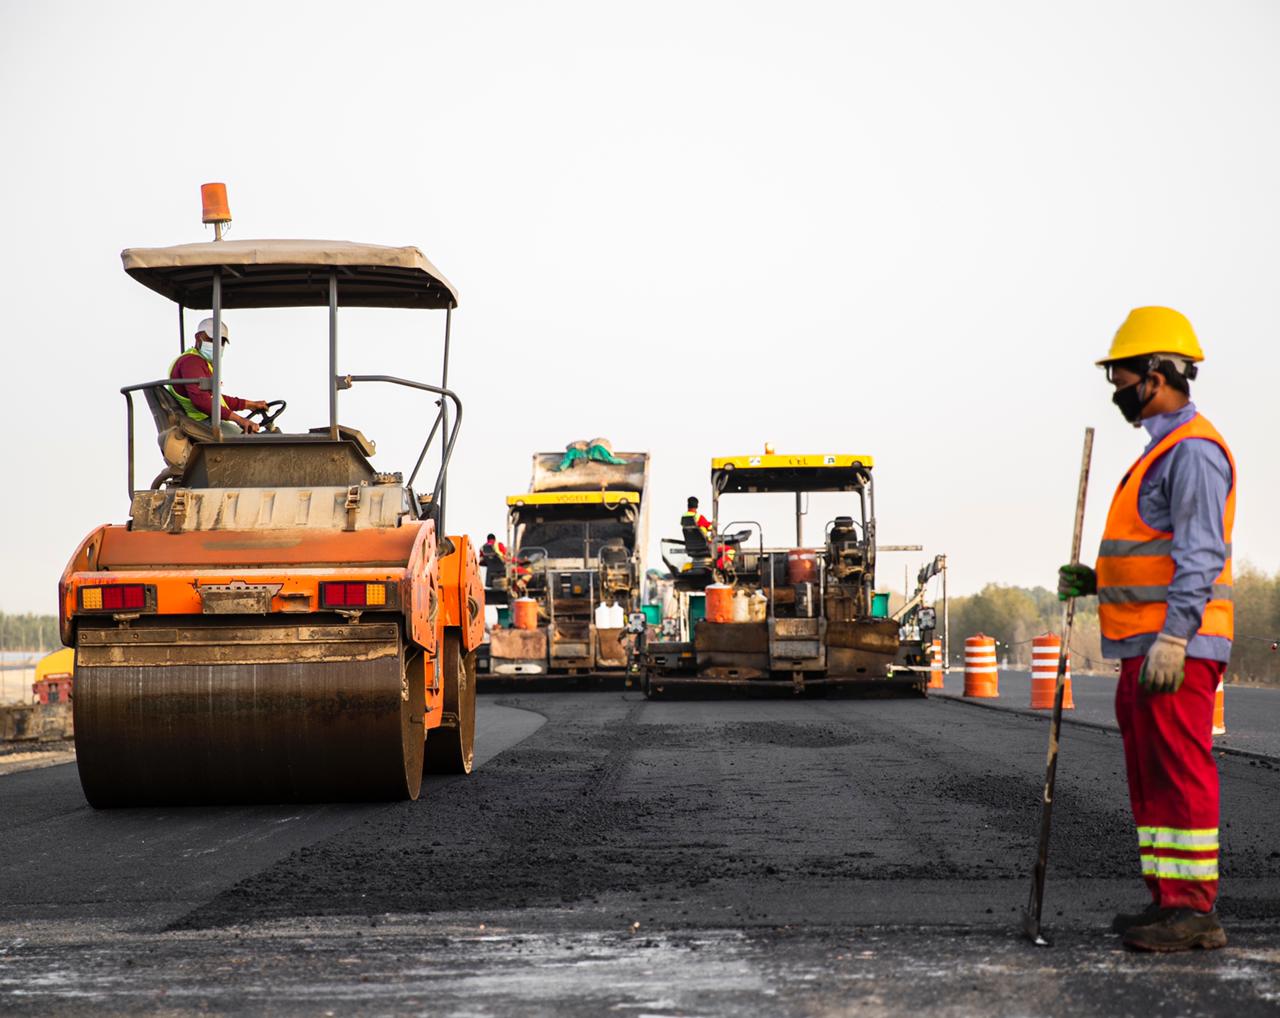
[
  {"left": 121, "top": 377, "right": 212, "bottom": 501},
  {"left": 340, "top": 374, "right": 463, "bottom": 531}
]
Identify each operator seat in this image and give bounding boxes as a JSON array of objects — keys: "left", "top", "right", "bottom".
[
  {"left": 682, "top": 523, "right": 712, "bottom": 561},
  {"left": 143, "top": 383, "right": 216, "bottom": 486}
]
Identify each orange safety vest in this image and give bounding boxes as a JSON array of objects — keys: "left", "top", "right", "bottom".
[{"left": 1096, "top": 413, "right": 1235, "bottom": 642}]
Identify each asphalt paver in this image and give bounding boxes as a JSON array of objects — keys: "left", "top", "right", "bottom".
[{"left": 2, "top": 690, "right": 1278, "bottom": 1016}]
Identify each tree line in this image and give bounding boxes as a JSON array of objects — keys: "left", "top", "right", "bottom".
[
  {"left": 946, "top": 567, "right": 1280, "bottom": 685},
  {"left": 0, "top": 613, "right": 60, "bottom": 654}
]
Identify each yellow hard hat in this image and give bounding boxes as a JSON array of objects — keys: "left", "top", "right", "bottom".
[{"left": 1097, "top": 306, "right": 1203, "bottom": 365}]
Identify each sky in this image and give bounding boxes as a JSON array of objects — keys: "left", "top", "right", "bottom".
[{"left": 2, "top": 0, "right": 1278, "bottom": 615}]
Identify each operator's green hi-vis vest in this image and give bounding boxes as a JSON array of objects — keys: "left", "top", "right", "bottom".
[{"left": 168, "top": 348, "right": 231, "bottom": 422}]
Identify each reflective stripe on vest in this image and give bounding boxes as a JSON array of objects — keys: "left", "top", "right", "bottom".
[
  {"left": 1095, "top": 413, "right": 1236, "bottom": 642},
  {"left": 168, "top": 349, "right": 230, "bottom": 422}
]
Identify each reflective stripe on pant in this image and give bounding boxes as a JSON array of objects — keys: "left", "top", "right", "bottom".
[{"left": 1115, "top": 655, "right": 1222, "bottom": 912}]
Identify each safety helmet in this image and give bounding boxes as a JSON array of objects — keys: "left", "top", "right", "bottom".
[
  {"left": 196, "top": 317, "right": 230, "bottom": 342},
  {"left": 1097, "top": 306, "right": 1203, "bottom": 366}
]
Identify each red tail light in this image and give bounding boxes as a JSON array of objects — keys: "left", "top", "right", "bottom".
[
  {"left": 320, "top": 582, "right": 391, "bottom": 608},
  {"left": 78, "top": 584, "right": 153, "bottom": 612}
]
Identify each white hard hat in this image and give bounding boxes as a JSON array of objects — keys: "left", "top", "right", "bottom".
[{"left": 196, "top": 317, "right": 230, "bottom": 341}]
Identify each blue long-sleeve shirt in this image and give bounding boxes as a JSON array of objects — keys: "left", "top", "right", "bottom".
[{"left": 1101, "top": 402, "right": 1233, "bottom": 663}]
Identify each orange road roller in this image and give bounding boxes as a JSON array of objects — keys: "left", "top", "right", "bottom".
[{"left": 58, "top": 189, "right": 484, "bottom": 806}]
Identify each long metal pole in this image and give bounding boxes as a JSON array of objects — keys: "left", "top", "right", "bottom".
[
  {"left": 328, "top": 273, "right": 339, "bottom": 440},
  {"left": 1023, "top": 426, "right": 1095, "bottom": 946},
  {"left": 942, "top": 555, "right": 950, "bottom": 672},
  {"left": 178, "top": 304, "right": 185, "bottom": 355},
  {"left": 211, "top": 270, "right": 223, "bottom": 440},
  {"left": 439, "top": 306, "right": 452, "bottom": 532},
  {"left": 795, "top": 491, "right": 803, "bottom": 546}
]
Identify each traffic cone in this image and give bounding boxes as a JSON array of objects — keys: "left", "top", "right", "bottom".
[
  {"left": 929, "top": 638, "right": 944, "bottom": 689},
  {"left": 1212, "top": 678, "right": 1226, "bottom": 736},
  {"left": 1030, "top": 633, "right": 1074, "bottom": 710},
  {"left": 964, "top": 634, "right": 998, "bottom": 698}
]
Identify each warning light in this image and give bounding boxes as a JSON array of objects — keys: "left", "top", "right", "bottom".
[{"left": 201, "top": 182, "right": 232, "bottom": 240}]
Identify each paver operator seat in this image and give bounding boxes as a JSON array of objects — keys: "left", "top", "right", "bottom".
[{"left": 660, "top": 525, "right": 751, "bottom": 592}]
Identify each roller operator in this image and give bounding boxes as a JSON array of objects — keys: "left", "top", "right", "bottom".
[{"left": 169, "top": 318, "right": 273, "bottom": 435}]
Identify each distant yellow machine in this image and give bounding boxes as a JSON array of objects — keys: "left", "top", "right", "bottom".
[
  {"left": 33, "top": 649, "right": 74, "bottom": 704},
  {"left": 486, "top": 449, "right": 650, "bottom": 679},
  {"left": 644, "top": 451, "right": 938, "bottom": 696}
]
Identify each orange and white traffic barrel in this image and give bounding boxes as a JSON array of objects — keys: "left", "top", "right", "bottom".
[
  {"left": 929, "top": 637, "right": 944, "bottom": 689},
  {"left": 1030, "top": 633, "right": 1074, "bottom": 710},
  {"left": 964, "top": 634, "right": 998, "bottom": 698},
  {"left": 1212, "top": 678, "right": 1226, "bottom": 735}
]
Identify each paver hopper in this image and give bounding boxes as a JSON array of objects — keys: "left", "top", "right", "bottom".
[{"left": 59, "top": 202, "right": 484, "bottom": 806}]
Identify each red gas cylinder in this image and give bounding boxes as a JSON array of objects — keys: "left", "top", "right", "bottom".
[
  {"left": 786, "top": 549, "right": 818, "bottom": 585},
  {"left": 705, "top": 584, "right": 735, "bottom": 623}
]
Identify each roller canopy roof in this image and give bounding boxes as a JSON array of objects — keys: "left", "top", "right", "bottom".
[{"left": 121, "top": 239, "right": 458, "bottom": 309}]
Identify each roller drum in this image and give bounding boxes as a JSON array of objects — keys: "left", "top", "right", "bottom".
[{"left": 73, "top": 621, "right": 425, "bottom": 807}]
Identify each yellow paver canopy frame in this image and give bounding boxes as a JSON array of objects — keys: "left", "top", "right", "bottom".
[
  {"left": 711, "top": 455, "right": 873, "bottom": 495},
  {"left": 506, "top": 491, "right": 641, "bottom": 508}
]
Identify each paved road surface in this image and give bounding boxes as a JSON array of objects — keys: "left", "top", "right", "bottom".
[
  {"left": 2, "top": 691, "right": 1278, "bottom": 1016},
  {"left": 937, "top": 668, "right": 1280, "bottom": 758}
]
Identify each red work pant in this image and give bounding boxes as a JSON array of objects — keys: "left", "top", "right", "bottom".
[{"left": 1114, "top": 655, "right": 1223, "bottom": 912}]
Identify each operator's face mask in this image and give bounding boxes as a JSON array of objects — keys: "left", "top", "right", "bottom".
[
  {"left": 1105, "top": 361, "right": 1158, "bottom": 428},
  {"left": 199, "top": 338, "right": 227, "bottom": 363},
  {"left": 1111, "top": 377, "right": 1153, "bottom": 426}
]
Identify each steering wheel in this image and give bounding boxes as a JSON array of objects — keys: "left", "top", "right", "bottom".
[{"left": 247, "top": 400, "right": 287, "bottom": 432}]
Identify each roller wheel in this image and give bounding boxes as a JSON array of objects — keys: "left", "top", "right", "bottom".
[
  {"left": 74, "top": 622, "right": 424, "bottom": 807},
  {"left": 425, "top": 629, "right": 476, "bottom": 775}
]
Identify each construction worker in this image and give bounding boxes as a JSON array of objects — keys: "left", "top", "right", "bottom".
[
  {"left": 170, "top": 319, "right": 272, "bottom": 435},
  {"left": 1058, "top": 306, "right": 1233, "bottom": 953},
  {"left": 681, "top": 497, "right": 713, "bottom": 540},
  {"left": 682, "top": 497, "right": 736, "bottom": 573},
  {"left": 479, "top": 533, "right": 508, "bottom": 588}
]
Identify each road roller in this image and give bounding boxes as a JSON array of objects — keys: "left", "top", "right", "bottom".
[{"left": 58, "top": 189, "right": 485, "bottom": 806}]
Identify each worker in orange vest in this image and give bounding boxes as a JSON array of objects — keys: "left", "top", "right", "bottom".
[{"left": 1058, "top": 307, "right": 1234, "bottom": 953}]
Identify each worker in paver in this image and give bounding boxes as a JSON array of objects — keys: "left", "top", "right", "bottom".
[
  {"left": 479, "top": 533, "right": 508, "bottom": 587},
  {"left": 682, "top": 497, "right": 737, "bottom": 574},
  {"left": 170, "top": 318, "right": 272, "bottom": 435},
  {"left": 1058, "top": 306, "right": 1234, "bottom": 952},
  {"left": 681, "top": 497, "right": 714, "bottom": 539}
]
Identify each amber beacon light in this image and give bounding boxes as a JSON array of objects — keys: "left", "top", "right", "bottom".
[{"left": 201, "top": 182, "right": 232, "bottom": 239}]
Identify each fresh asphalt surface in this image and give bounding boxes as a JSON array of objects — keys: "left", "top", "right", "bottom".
[
  {"left": 938, "top": 667, "right": 1280, "bottom": 758},
  {"left": 2, "top": 683, "right": 1279, "bottom": 1016}
]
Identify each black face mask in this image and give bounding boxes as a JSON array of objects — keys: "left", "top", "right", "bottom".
[{"left": 1112, "top": 378, "right": 1154, "bottom": 426}]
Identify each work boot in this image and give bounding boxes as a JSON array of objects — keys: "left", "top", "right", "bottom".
[
  {"left": 1110, "top": 902, "right": 1162, "bottom": 934},
  {"left": 1122, "top": 909, "right": 1228, "bottom": 952}
]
